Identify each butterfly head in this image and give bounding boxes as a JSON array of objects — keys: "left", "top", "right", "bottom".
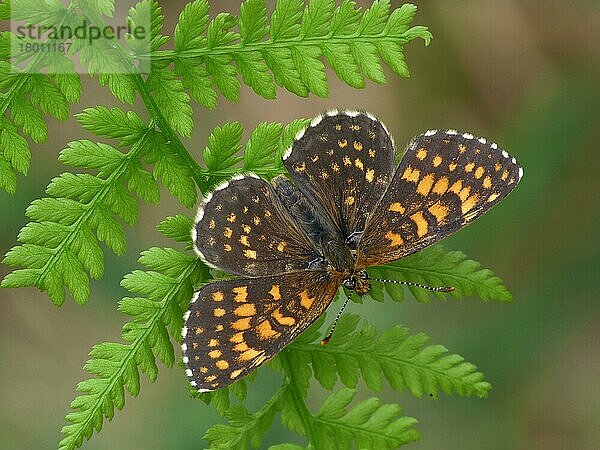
[{"left": 342, "top": 269, "right": 370, "bottom": 295}]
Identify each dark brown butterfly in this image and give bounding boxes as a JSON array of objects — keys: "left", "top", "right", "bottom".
[{"left": 182, "top": 111, "right": 523, "bottom": 391}]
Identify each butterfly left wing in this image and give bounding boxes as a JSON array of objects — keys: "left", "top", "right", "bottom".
[
  {"left": 356, "top": 130, "right": 523, "bottom": 268},
  {"left": 182, "top": 270, "right": 343, "bottom": 391}
]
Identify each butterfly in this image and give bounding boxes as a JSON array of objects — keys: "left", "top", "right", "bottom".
[{"left": 181, "top": 110, "right": 523, "bottom": 392}]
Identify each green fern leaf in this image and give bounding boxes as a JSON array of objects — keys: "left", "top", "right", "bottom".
[
  {"left": 0, "top": 116, "right": 168, "bottom": 304},
  {"left": 147, "top": 64, "right": 194, "bottom": 137},
  {"left": 204, "top": 383, "right": 286, "bottom": 449},
  {"left": 58, "top": 216, "right": 209, "bottom": 450},
  {"left": 369, "top": 245, "right": 513, "bottom": 303},
  {"left": 243, "top": 122, "right": 284, "bottom": 176},
  {"left": 314, "top": 388, "right": 420, "bottom": 449},
  {"left": 289, "top": 314, "right": 492, "bottom": 398},
  {"left": 76, "top": 106, "right": 147, "bottom": 147},
  {"left": 239, "top": 0, "right": 268, "bottom": 44},
  {"left": 165, "top": 0, "right": 431, "bottom": 106}
]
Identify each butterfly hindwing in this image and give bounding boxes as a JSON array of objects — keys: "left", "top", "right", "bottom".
[
  {"left": 283, "top": 111, "right": 396, "bottom": 246},
  {"left": 182, "top": 270, "right": 343, "bottom": 391},
  {"left": 357, "top": 130, "right": 523, "bottom": 268},
  {"left": 194, "top": 175, "right": 320, "bottom": 277}
]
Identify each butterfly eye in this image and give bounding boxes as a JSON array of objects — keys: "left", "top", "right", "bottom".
[
  {"left": 357, "top": 269, "right": 368, "bottom": 280},
  {"left": 343, "top": 278, "right": 356, "bottom": 290}
]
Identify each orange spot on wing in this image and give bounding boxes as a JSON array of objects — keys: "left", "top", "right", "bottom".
[
  {"left": 401, "top": 166, "right": 420, "bottom": 183},
  {"left": 233, "top": 286, "right": 248, "bottom": 302},
  {"left": 239, "top": 235, "right": 250, "bottom": 246},
  {"left": 487, "top": 193, "right": 499, "bottom": 203},
  {"left": 272, "top": 308, "right": 296, "bottom": 326},
  {"left": 449, "top": 163, "right": 457, "bottom": 171},
  {"left": 354, "top": 158, "right": 364, "bottom": 170},
  {"left": 214, "top": 308, "right": 225, "bottom": 317},
  {"left": 216, "top": 360, "right": 229, "bottom": 370},
  {"left": 256, "top": 320, "right": 281, "bottom": 340},
  {"left": 483, "top": 176, "right": 492, "bottom": 188},
  {"left": 232, "top": 317, "right": 251, "bottom": 330},
  {"left": 410, "top": 211, "right": 429, "bottom": 237},
  {"left": 416, "top": 148, "right": 427, "bottom": 160},
  {"left": 345, "top": 196, "right": 355, "bottom": 206},
  {"left": 385, "top": 230, "right": 404, "bottom": 247},
  {"left": 432, "top": 176, "right": 449, "bottom": 194},
  {"left": 299, "top": 290, "right": 315, "bottom": 309},
  {"left": 208, "top": 339, "right": 219, "bottom": 347},
  {"left": 238, "top": 348, "right": 261, "bottom": 362},
  {"left": 230, "top": 368, "right": 244, "bottom": 379},
  {"left": 212, "top": 291, "right": 224, "bottom": 302},
  {"left": 338, "top": 139, "right": 348, "bottom": 148},
  {"left": 458, "top": 186, "right": 471, "bottom": 202},
  {"left": 234, "top": 303, "right": 256, "bottom": 317},
  {"left": 353, "top": 141, "right": 363, "bottom": 151},
  {"left": 449, "top": 180, "right": 463, "bottom": 194},
  {"left": 501, "top": 169, "right": 509, "bottom": 181},
  {"left": 223, "top": 227, "right": 233, "bottom": 238},
  {"left": 474, "top": 166, "right": 485, "bottom": 179},
  {"left": 233, "top": 342, "right": 250, "bottom": 352},
  {"left": 416, "top": 173, "right": 435, "bottom": 196},
  {"left": 229, "top": 332, "right": 244, "bottom": 343},
  {"left": 208, "top": 350, "right": 222, "bottom": 359},
  {"left": 366, "top": 168, "right": 375, "bottom": 183},
  {"left": 269, "top": 284, "right": 281, "bottom": 300},
  {"left": 244, "top": 249, "right": 257, "bottom": 259},
  {"left": 433, "top": 155, "right": 443, "bottom": 167},
  {"left": 462, "top": 194, "right": 480, "bottom": 213},
  {"left": 465, "top": 162, "right": 475, "bottom": 172},
  {"left": 388, "top": 202, "right": 406, "bottom": 213},
  {"left": 428, "top": 202, "right": 450, "bottom": 224}
]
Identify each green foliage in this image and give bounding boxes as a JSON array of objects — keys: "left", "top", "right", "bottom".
[
  {"left": 0, "top": 2, "right": 517, "bottom": 450},
  {"left": 58, "top": 216, "right": 209, "bottom": 450},
  {"left": 289, "top": 313, "right": 491, "bottom": 398},
  {"left": 166, "top": 0, "right": 431, "bottom": 105},
  {"left": 369, "top": 245, "right": 513, "bottom": 303}
]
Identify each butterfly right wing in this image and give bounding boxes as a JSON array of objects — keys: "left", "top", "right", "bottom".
[
  {"left": 356, "top": 130, "right": 523, "bottom": 268},
  {"left": 182, "top": 270, "right": 343, "bottom": 391}
]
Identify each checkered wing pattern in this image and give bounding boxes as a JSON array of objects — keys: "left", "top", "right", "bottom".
[
  {"left": 182, "top": 270, "right": 343, "bottom": 391},
  {"left": 283, "top": 111, "right": 395, "bottom": 244},
  {"left": 193, "top": 175, "right": 320, "bottom": 277},
  {"left": 357, "top": 130, "right": 523, "bottom": 268}
]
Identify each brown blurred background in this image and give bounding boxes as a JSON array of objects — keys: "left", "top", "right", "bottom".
[{"left": 1, "top": 1, "right": 599, "bottom": 449}]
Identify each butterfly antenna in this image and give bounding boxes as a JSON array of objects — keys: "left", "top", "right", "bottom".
[
  {"left": 321, "top": 291, "right": 354, "bottom": 346},
  {"left": 370, "top": 278, "right": 455, "bottom": 292}
]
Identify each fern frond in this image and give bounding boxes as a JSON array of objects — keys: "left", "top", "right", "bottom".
[
  {"left": 1, "top": 108, "right": 155, "bottom": 305},
  {"left": 313, "top": 388, "right": 420, "bottom": 449},
  {"left": 0, "top": 30, "right": 81, "bottom": 193},
  {"left": 289, "top": 314, "right": 492, "bottom": 398},
  {"left": 150, "top": 0, "right": 431, "bottom": 106},
  {"left": 58, "top": 216, "right": 209, "bottom": 450},
  {"left": 369, "top": 245, "right": 514, "bottom": 303},
  {"left": 204, "top": 382, "right": 287, "bottom": 449}
]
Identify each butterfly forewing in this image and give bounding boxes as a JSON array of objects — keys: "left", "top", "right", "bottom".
[
  {"left": 357, "top": 130, "right": 523, "bottom": 268},
  {"left": 182, "top": 270, "right": 343, "bottom": 391},
  {"left": 283, "top": 111, "right": 395, "bottom": 244},
  {"left": 194, "top": 175, "right": 320, "bottom": 277}
]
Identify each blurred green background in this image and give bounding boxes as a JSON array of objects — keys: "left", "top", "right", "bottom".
[{"left": 1, "top": 1, "right": 599, "bottom": 448}]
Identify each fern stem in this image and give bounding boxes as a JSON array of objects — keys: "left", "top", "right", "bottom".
[
  {"left": 73, "top": 1, "right": 208, "bottom": 194},
  {"left": 278, "top": 350, "right": 317, "bottom": 446},
  {"left": 146, "top": 33, "right": 419, "bottom": 61},
  {"left": 131, "top": 73, "right": 207, "bottom": 191}
]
